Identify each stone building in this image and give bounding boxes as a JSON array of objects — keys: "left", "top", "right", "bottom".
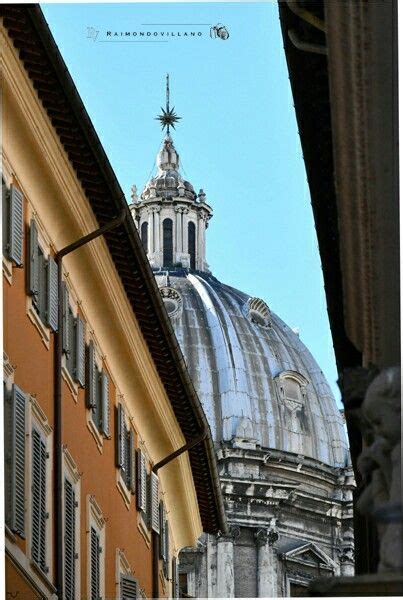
[
  {"left": 278, "top": 1, "right": 401, "bottom": 595},
  {"left": 130, "top": 85, "right": 354, "bottom": 596},
  {"left": 2, "top": 6, "right": 225, "bottom": 599}
]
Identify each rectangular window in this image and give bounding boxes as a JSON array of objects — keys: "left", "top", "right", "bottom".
[
  {"left": 120, "top": 574, "right": 138, "bottom": 599},
  {"left": 28, "top": 220, "right": 58, "bottom": 332},
  {"left": 90, "top": 526, "right": 101, "bottom": 600},
  {"left": 136, "top": 449, "right": 147, "bottom": 514},
  {"left": 64, "top": 478, "right": 77, "bottom": 600},
  {"left": 116, "top": 403, "right": 135, "bottom": 492},
  {"left": 150, "top": 471, "right": 160, "bottom": 533},
  {"left": 3, "top": 183, "right": 24, "bottom": 266},
  {"left": 86, "top": 341, "right": 109, "bottom": 435},
  {"left": 4, "top": 383, "right": 26, "bottom": 537},
  {"left": 63, "top": 283, "right": 86, "bottom": 387},
  {"left": 31, "top": 428, "right": 48, "bottom": 573},
  {"left": 159, "top": 501, "right": 170, "bottom": 579}
]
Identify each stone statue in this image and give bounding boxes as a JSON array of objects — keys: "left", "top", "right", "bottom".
[{"left": 356, "top": 367, "right": 402, "bottom": 572}]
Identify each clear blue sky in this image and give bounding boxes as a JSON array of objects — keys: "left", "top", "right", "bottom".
[{"left": 42, "top": 2, "right": 341, "bottom": 404}]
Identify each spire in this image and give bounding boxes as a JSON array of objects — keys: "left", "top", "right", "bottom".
[{"left": 155, "top": 74, "right": 181, "bottom": 136}]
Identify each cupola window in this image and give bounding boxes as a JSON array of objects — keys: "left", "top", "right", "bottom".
[
  {"left": 141, "top": 221, "right": 148, "bottom": 253},
  {"left": 245, "top": 297, "right": 271, "bottom": 328},
  {"left": 163, "top": 218, "right": 173, "bottom": 267},
  {"left": 188, "top": 222, "right": 196, "bottom": 270},
  {"left": 160, "top": 286, "right": 183, "bottom": 318}
]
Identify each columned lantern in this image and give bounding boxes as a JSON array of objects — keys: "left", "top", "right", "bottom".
[{"left": 130, "top": 75, "right": 212, "bottom": 272}]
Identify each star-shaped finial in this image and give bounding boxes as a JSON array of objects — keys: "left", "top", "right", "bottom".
[
  {"left": 155, "top": 74, "right": 181, "bottom": 135},
  {"left": 155, "top": 106, "right": 181, "bottom": 132}
]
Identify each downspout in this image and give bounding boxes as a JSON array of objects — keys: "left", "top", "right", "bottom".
[
  {"left": 54, "top": 209, "right": 128, "bottom": 599},
  {"left": 151, "top": 430, "right": 208, "bottom": 599}
]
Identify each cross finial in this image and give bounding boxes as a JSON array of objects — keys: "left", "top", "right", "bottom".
[{"left": 155, "top": 73, "right": 181, "bottom": 135}]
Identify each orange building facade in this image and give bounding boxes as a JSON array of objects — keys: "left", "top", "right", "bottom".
[{"left": 1, "top": 5, "right": 225, "bottom": 599}]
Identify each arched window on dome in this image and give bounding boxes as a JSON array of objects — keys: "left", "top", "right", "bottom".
[
  {"left": 163, "top": 218, "right": 173, "bottom": 267},
  {"left": 141, "top": 221, "right": 148, "bottom": 253},
  {"left": 188, "top": 222, "right": 196, "bottom": 270},
  {"left": 283, "top": 378, "right": 302, "bottom": 404},
  {"left": 275, "top": 371, "right": 308, "bottom": 444}
]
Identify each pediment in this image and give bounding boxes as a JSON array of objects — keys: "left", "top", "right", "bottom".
[{"left": 283, "top": 542, "right": 336, "bottom": 570}]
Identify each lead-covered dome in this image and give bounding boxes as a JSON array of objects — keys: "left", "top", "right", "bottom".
[{"left": 155, "top": 269, "right": 349, "bottom": 468}]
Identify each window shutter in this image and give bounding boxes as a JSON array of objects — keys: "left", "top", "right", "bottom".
[
  {"left": 86, "top": 342, "right": 97, "bottom": 409},
  {"left": 100, "top": 371, "right": 110, "bottom": 437},
  {"left": 62, "top": 283, "right": 70, "bottom": 354},
  {"left": 64, "top": 478, "right": 76, "bottom": 600},
  {"left": 46, "top": 256, "right": 59, "bottom": 332},
  {"left": 90, "top": 527, "right": 101, "bottom": 600},
  {"left": 159, "top": 502, "right": 166, "bottom": 560},
  {"left": 9, "top": 185, "right": 24, "bottom": 266},
  {"left": 129, "top": 429, "right": 136, "bottom": 494},
  {"left": 172, "top": 557, "right": 179, "bottom": 600},
  {"left": 75, "top": 316, "right": 86, "bottom": 387},
  {"left": 116, "top": 403, "right": 126, "bottom": 469},
  {"left": 163, "top": 520, "right": 170, "bottom": 579},
  {"left": 28, "top": 220, "right": 39, "bottom": 296},
  {"left": 136, "top": 450, "right": 147, "bottom": 513},
  {"left": 5, "top": 385, "right": 26, "bottom": 536},
  {"left": 120, "top": 574, "right": 138, "bottom": 599},
  {"left": 150, "top": 472, "right": 160, "bottom": 534},
  {"left": 31, "top": 429, "right": 48, "bottom": 573}
]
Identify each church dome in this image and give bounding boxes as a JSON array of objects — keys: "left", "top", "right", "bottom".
[{"left": 155, "top": 269, "right": 349, "bottom": 469}]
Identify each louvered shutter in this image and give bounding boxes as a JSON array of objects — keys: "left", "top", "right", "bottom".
[
  {"left": 100, "top": 372, "right": 110, "bottom": 437},
  {"left": 62, "top": 283, "right": 70, "bottom": 354},
  {"left": 64, "top": 478, "right": 76, "bottom": 600},
  {"left": 9, "top": 185, "right": 24, "bottom": 266},
  {"left": 46, "top": 257, "right": 59, "bottom": 331},
  {"left": 159, "top": 502, "right": 166, "bottom": 560},
  {"left": 172, "top": 557, "right": 179, "bottom": 600},
  {"left": 6, "top": 385, "right": 26, "bottom": 536},
  {"left": 150, "top": 472, "right": 160, "bottom": 533},
  {"left": 75, "top": 316, "right": 86, "bottom": 387},
  {"left": 32, "top": 429, "right": 48, "bottom": 573},
  {"left": 116, "top": 403, "right": 125, "bottom": 469},
  {"left": 86, "top": 342, "right": 97, "bottom": 409},
  {"left": 28, "top": 220, "right": 39, "bottom": 296},
  {"left": 136, "top": 450, "right": 147, "bottom": 513},
  {"left": 163, "top": 520, "right": 170, "bottom": 579},
  {"left": 90, "top": 527, "right": 101, "bottom": 600},
  {"left": 129, "top": 429, "right": 136, "bottom": 494},
  {"left": 120, "top": 574, "right": 138, "bottom": 599}
]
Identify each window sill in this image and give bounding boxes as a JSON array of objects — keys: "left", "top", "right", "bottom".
[
  {"left": 61, "top": 361, "right": 79, "bottom": 403},
  {"left": 137, "top": 512, "right": 151, "bottom": 547},
  {"left": 5, "top": 524, "right": 17, "bottom": 544},
  {"left": 86, "top": 412, "right": 103, "bottom": 454},
  {"left": 26, "top": 297, "right": 50, "bottom": 349},
  {"left": 30, "top": 559, "right": 56, "bottom": 594},
  {"left": 116, "top": 474, "right": 131, "bottom": 510},
  {"left": 3, "top": 255, "right": 13, "bottom": 285}
]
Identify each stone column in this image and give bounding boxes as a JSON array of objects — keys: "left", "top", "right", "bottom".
[
  {"left": 154, "top": 207, "right": 161, "bottom": 259},
  {"left": 255, "top": 525, "right": 279, "bottom": 598},
  {"left": 216, "top": 528, "right": 237, "bottom": 598},
  {"left": 197, "top": 214, "right": 204, "bottom": 271},
  {"left": 148, "top": 209, "right": 154, "bottom": 254},
  {"left": 175, "top": 207, "right": 182, "bottom": 258},
  {"left": 183, "top": 208, "right": 189, "bottom": 257}
]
